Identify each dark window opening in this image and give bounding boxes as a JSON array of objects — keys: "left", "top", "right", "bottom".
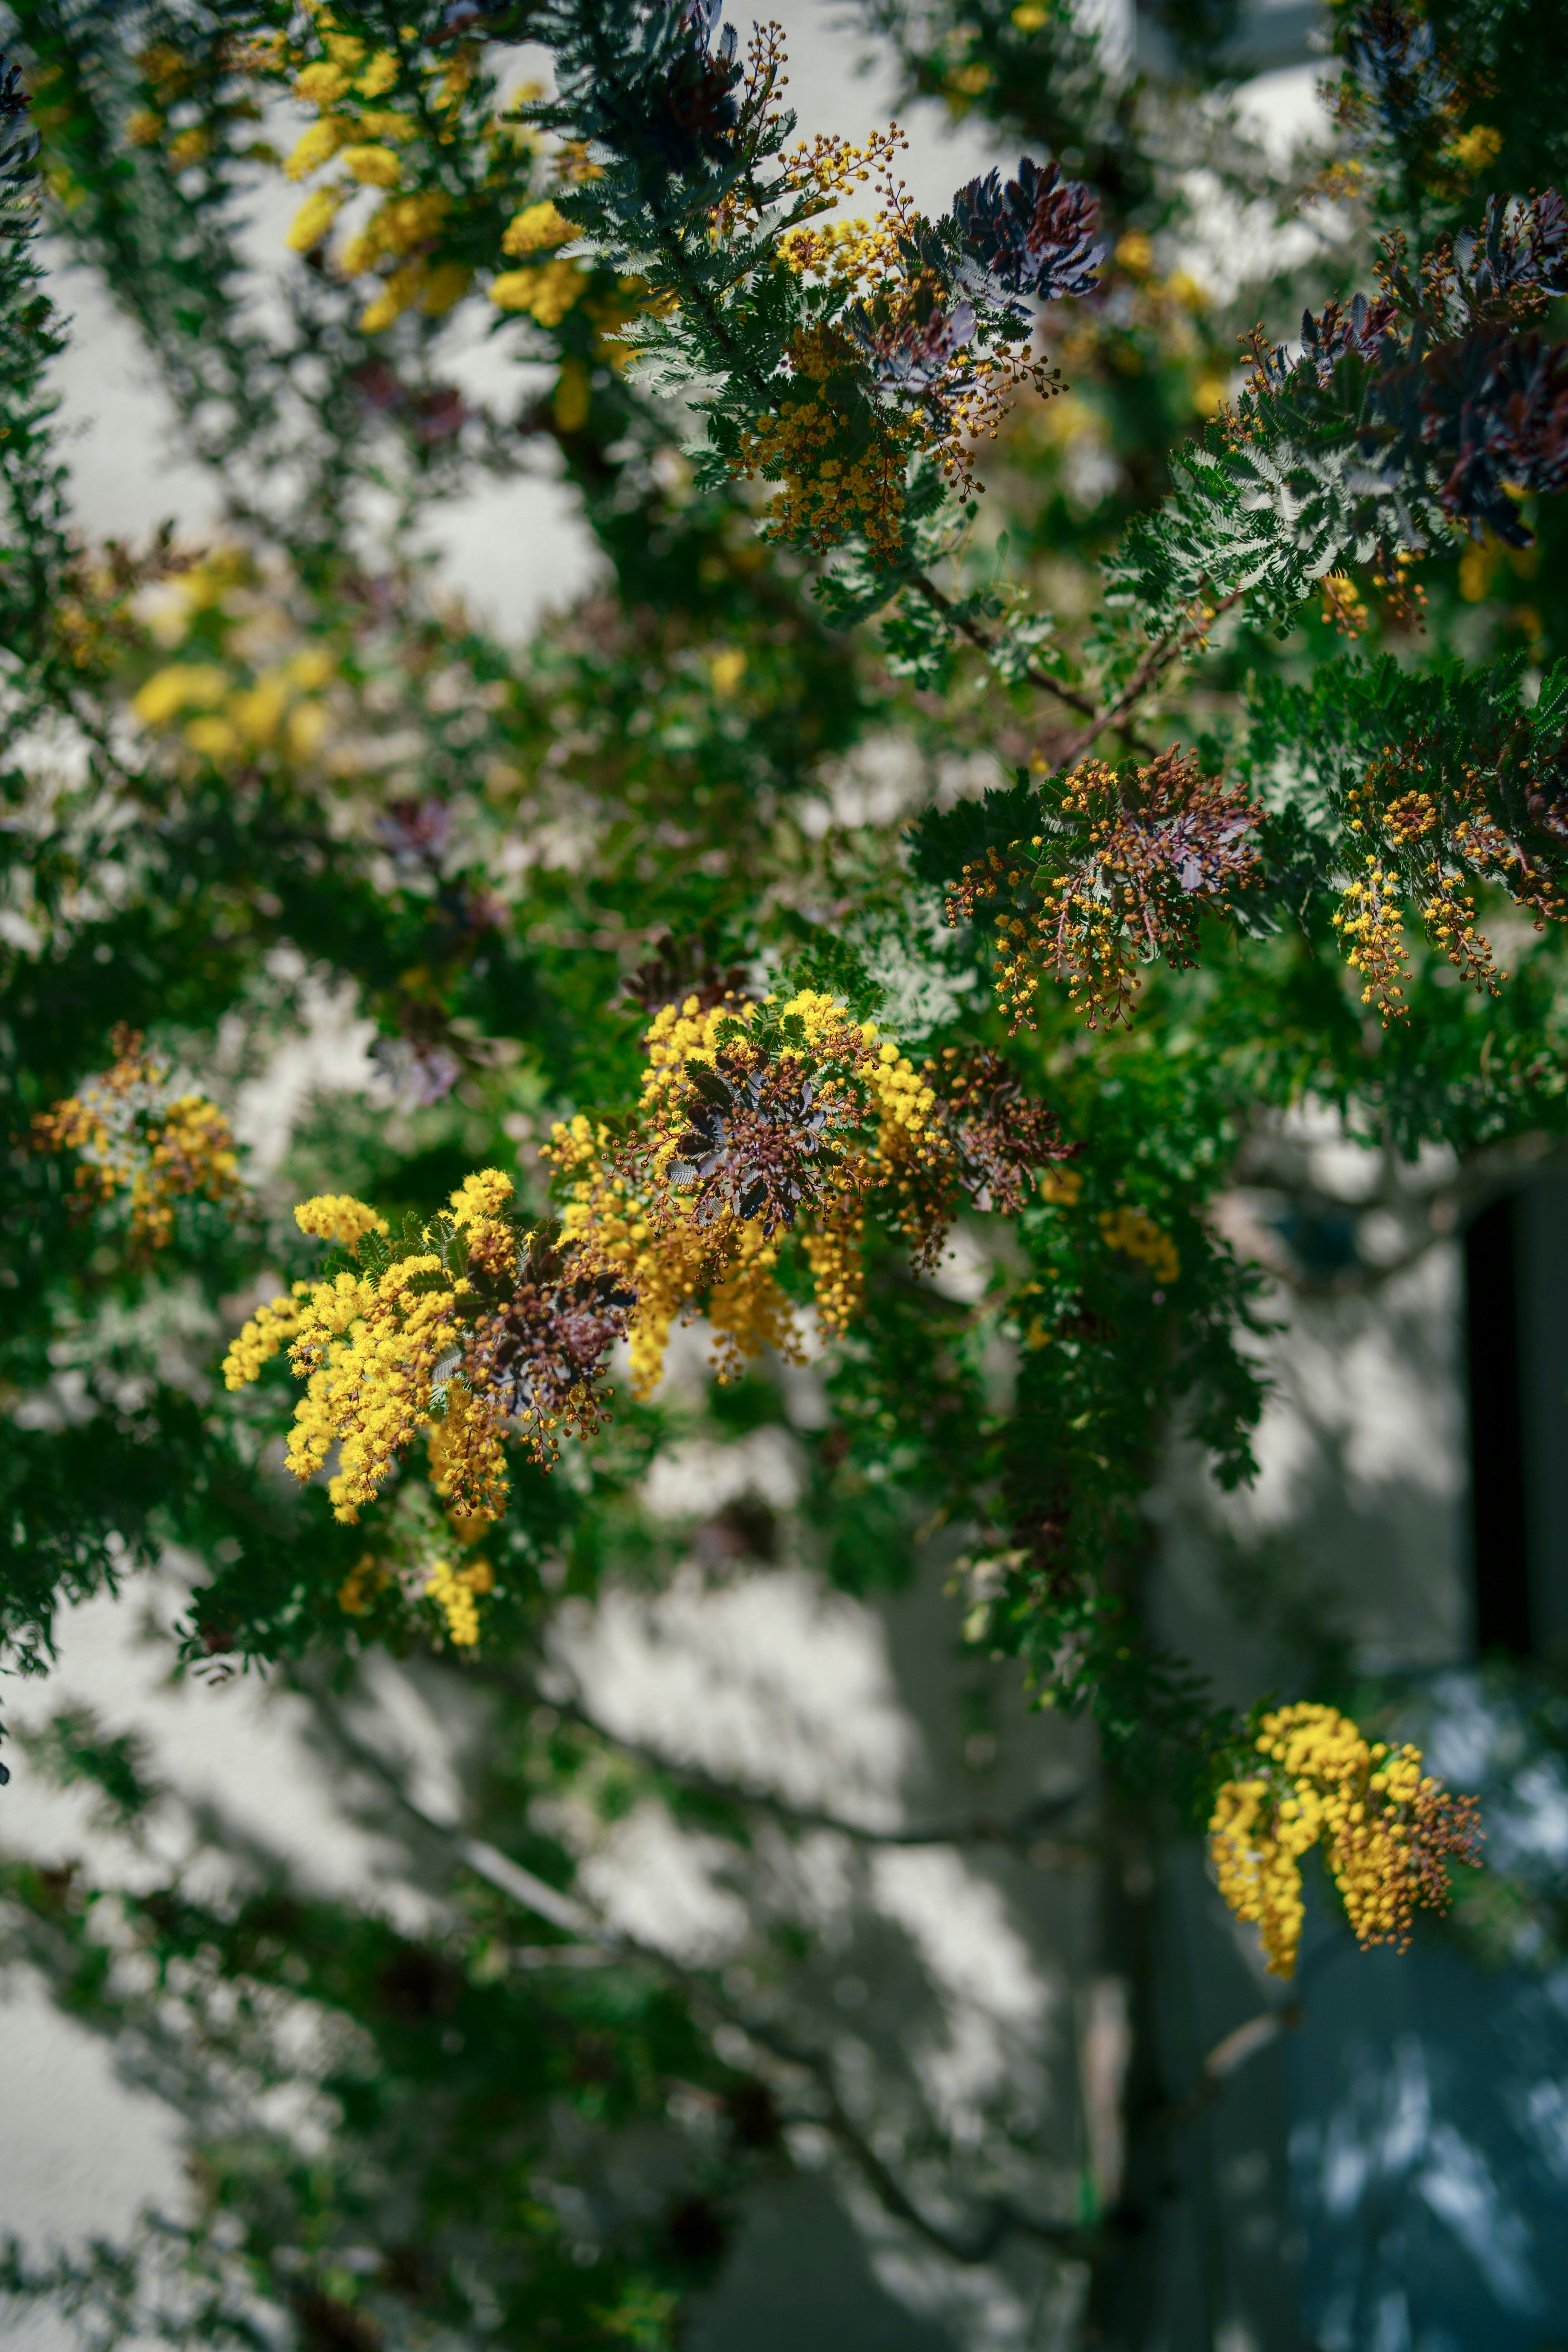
[
  {"left": 1465, "top": 1179, "right": 1568, "bottom": 1666},
  {"left": 1465, "top": 1195, "right": 1532, "bottom": 1655}
]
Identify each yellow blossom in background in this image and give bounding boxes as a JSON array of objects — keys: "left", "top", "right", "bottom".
[
  {"left": 502, "top": 199, "right": 573, "bottom": 256},
  {"left": 1165, "top": 270, "right": 1208, "bottom": 311},
  {"left": 1100, "top": 1205, "right": 1180, "bottom": 1286},
  {"left": 133, "top": 663, "right": 230, "bottom": 726},
  {"left": 294, "top": 59, "right": 351, "bottom": 107},
  {"left": 287, "top": 186, "right": 343, "bottom": 252},
  {"left": 285, "top": 118, "right": 347, "bottom": 179},
  {"left": 287, "top": 700, "right": 327, "bottom": 760},
  {"left": 358, "top": 109, "right": 416, "bottom": 144},
  {"left": 34, "top": 1028, "right": 243, "bottom": 1251},
  {"left": 167, "top": 126, "right": 212, "bottom": 169},
  {"left": 1036, "top": 1167, "right": 1084, "bottom": 1205},
  {"left": 553, "top": 359, "right": 591, "bottom": 432},
  {"left": 229, "top": 674, "right": 290, "bottom": 746},
  {"left": 361, "top": 258, "right": 472, "bottom": 331},
  {"left": 337, "top": 1555, "right": 392, "bottom": 1617},
  {"left": 356, "top": 51, "right": 400, "bottom": 101},
  {"left": 423, "top": 1555, "right": 495, "bottom": 1648},
  {"left": 1209, "top": 1703, "right": 1482, "bottom": 1978},
  {"left": 489, "top": 260, "right": 585, "bottom": 325},
  {"left": 289, "top": 647, "right": 336, "bottom": 690},
  {"left": 1444, "top": 123, "right": 1503, "bottom": 176},
  {"left": 294, "top": 1194, "right": 391, "bottom": 1251},
  {"left": 339, "top": 143, "right": 401, "bottom": 187},
  {"left": 185, "top": 715, "right": 241, "bottom": 760}
]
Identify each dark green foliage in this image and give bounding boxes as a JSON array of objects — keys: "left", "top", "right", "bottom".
[{"left": 0, "top": 0, "right": 1561, "bottom": 2340}]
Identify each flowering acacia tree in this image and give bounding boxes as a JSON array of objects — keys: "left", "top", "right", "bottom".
[{"left": 0, "top": 0, "right": 1561, "bottom": 2340}]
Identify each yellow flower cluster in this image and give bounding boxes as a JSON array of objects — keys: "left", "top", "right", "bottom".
[
  {"left": 549, "top": 999, "right": 798, "bottom": 1398},
  {"left": 491, "top": 198, "right": 587, "bottom": 325},
  {"left": 224, "top": 1166, "right": 627, "bottom": 1528},
  {"left": 294, "top": 1194, "right": 390, "bottom": 1250},
  {"left": 426, "top": 1373, "right": 510, "bottom": 1521},
  {"left": 548, "top": 989, "right": 938, "bottom": 1396},
  {"left": 336, "top": 1552, "right": 392, "bottom": 1617},
  {"left": 223, "top": 1182, "right": 472, "bottom": 1521},
  {"left": 778, "top": 216, "right": 899, "bottom": 293},
  {"left": 284, "top": 1251, "right": 464, "bottom": 1519},
  {"left": 1334, "top": 741, "right": 1568, "bottom": 1025},
  {"left": 265, "top": 12, "right": 474, "bottom": 331},
  {"left": 1332, "top": 857, "right": 1412, "bottom": 1021},
  {"left": 1099, "top": 1206, "right": 1180, "bottom": 1287},
  {"left": 133, "top": 646, "right": 333, "bottom": 768},
  {"left": 33, "top": 1028, "right": 243, "bottom": 1251},
  {"left": 1209, "top": 1702, "right": 1483, "bottom": 1979},
  {"left": 423, "top": 1554, "right": 495, "bottom": 1648},
  {"left": 735, "top": 332, "right": 918, "bottom": 567},
  {"left": 222, "top": 1289, "right": 307, "bottom": 1389},
  {"left": 948, "top": 753, "right": 1261, "bottom": 1031},
  {"left": 715, "top": 115, "right": 1054, "bottom": 560},
  {"left": 1319, "top": 571, "right": 1371, "bottom": 637}
]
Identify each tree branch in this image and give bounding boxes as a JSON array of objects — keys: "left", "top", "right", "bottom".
[
  {"left": 910, "top": 568, "right": 1161, "bottom": 759},
  {"left": 1057, "top": 587, "right": 1247, "bottom": 768},
  {"left": 464, "top": 1659, "right": 1086, "bottom": 1855},
  {"left": 318, "top": 1695, "right": 1094, "bottom": 2270}
]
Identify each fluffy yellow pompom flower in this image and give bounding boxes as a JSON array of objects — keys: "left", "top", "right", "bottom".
[
  {"left": 1209, "top": 1702, "right": 1482, "bottom": 1979},
  {"left": 450, "top": 1169, "right": 514, "bottom": 1227},
  {"left": 501, "top": 199, "right": 573, "bottom": 256},
  {"left": 286, "top": 186, "right": 343, "bottom": 253},
  {"left": 223, "top": 1289, "right": 306, "bottom": 1390},
  {"left": 294, "top": 1194, "right": 390, "bottom": 1251},
  {"left": 339, "top": 143, "right": 401, "bottom": 187},
  {"left": 423, "top": 1555, "right": 495, "bottom": 1648}
]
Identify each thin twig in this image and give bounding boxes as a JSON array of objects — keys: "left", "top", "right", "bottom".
[
  {"left": 912, "top": 571, "right": 1093, "bottom": 716},
  {"left": 911, "top": 570, "right": 1165, "bottom": 760},
  {"left": 1057, "top": 587, "right": 1247, "bottom": 768}
]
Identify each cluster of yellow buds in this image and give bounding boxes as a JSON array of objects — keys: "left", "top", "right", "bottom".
[
  {"left": 132, "top": 644, "right": 334, "bottom": 770},
  {"left": 491, "top": 198, "right": 585, "bottom": 327},
  {"left": 1332, "top": 857, "right": 1412, "bottom": 1020},
  {"left": 1335, "top": 743, "right": 1568, "bottom": 1024},
  {"left": 33, "top": 1028, "right": 243, "bottom": 1251},
  {"left": 549, "top": 989, "right": 939, "bottom": 1396},
  {"left": 225, "top": 1187, "right": 485, "bottom": 1523},
  {"left": 1209, "top": 1702, "right": 1482, "bottom": 1979},
  {"left": 948, "top": 751, "right": 1261, "bottom": 1033},
  {"left": 224, "top": 1170, "right": 631, "bottom": 1527},
  {"left": 1319, "top": 572, "right": 1370, "bottom": 637},
  {"left": 718, "top": 114, "right": 1054, "bottom": 560},
  {"left": 734, "top": 342, "right": 917, "bottom": 568},
  {"left": 422, "top": 1555, "right": 495, "bottom": 1648},
  {"left": 1099, "top": 1205, "right": 1180, "bottom": 1287},
  {"left": 263, "top": 13, "right": 475, "bottom": 331}
]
